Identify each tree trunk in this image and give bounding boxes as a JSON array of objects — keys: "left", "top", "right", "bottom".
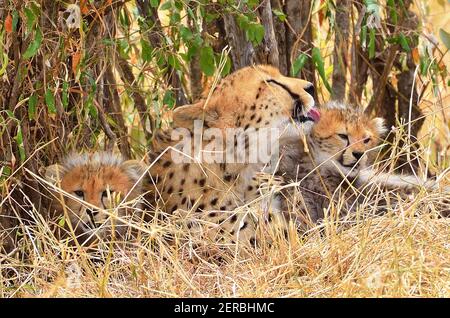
[
  {"left": 223, "top": 14, "right": 255, "bottom": 71},
  {"left": 332, "top": 0, "right": 350, "bottom": 100},
  {"left": 255, "top": 0, "right": 280, "bottom": 68},
  {"left": 284, "top": 0, "right": 316, "bottom": 94},
  {"left": 271, "top": 0, "right": 288, "bottom": 75}
]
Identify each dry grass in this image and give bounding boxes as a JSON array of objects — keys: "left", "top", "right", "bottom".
[{"left": 1, "top": 159, "right": 449, "bottom": 298}]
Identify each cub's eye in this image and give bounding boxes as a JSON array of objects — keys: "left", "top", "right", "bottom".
[
  {"left": 102, "top": 190, "right": 115, "bottom": 198},
  {"left": 338, "top": 134, "right": 348, "bottom": 140},
  {"left": 363, "top": 137, "right": 371, "bottom": 144},
  {"left": 74, "top": 190, "right": 84, "bottom": 198}
]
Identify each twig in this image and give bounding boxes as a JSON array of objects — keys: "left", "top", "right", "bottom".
[{"left": 116, "top": 54, "right": 154, "bottom": 143}]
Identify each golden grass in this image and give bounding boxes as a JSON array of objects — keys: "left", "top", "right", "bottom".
[{"left": 1, "top": 179, "right": 449, "bottom": 298}]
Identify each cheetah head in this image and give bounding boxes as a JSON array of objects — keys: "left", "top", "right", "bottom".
[
  {"left": 44, "top": 152, "right": 147, "bottom": 244},
  {"left": 310, "top": 101, "right": 387, "bottom": 174},
  {"left": 172, "top": 65, "right": 318, "bottom": 143}
]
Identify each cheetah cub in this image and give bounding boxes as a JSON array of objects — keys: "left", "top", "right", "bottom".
[
  {"left": 44, "top": 152, "right": 147, "bottom": 245},
  {"left": 278, "top": 101, "right": 444, "bottom": 228}
]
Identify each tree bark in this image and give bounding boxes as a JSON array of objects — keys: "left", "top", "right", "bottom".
[
  {"left": 271, "top": 0, "right": 288, "bottom": 75},
  {"left": 223, "top": 14, "right": 255, "bottom": 71},
  {"left": 284, "top": 0, "right": 316, "bottom": 93},
  {"left": 255, "top": 0, "right": 280, "bottom": 68},
  {"left": 117, "top": 55, "right": 154, "bottom": 141},
  {"left": 349, "top": 1, "right": 369, "bottom": 105},
  {"left": 332, "top": 0, "right": 350, "bottom": 100}
]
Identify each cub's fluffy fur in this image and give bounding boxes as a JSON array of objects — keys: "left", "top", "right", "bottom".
[
  {"left": 44, "top": 152, "right": 147, "bottom": 245},
  {"left": 278, "top": 101, "right": 442, "bottom": 228}
]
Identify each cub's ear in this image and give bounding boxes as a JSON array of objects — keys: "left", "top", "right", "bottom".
[
  {"left": 371, "top": 117, "right": 388, "bottom": 137},
  {"left": 173, "top": 101, "right": 219, "bottom": 128},
  {"left": 121, "top": 160, "right": 148, "bottom": 183},
  {"left": 43, "top": 164, "right": 66, "bottom": 184}
]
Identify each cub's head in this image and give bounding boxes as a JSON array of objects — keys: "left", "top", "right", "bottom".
[
  {"left": 44, "top": 152, "right": 147, "bottom": 243},
  {"left": 310, "top": 101, "right": 387, "bottom": 171},
  {"left": 172, "top": 65, "right": 318, "bottom": 141}
]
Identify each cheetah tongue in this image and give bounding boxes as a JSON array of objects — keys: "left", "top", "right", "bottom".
[{"left": 306, "top": 108, "right": 320, "bottom": 122}]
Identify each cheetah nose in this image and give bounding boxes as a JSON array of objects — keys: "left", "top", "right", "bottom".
[
  {"left": 305, "top": 84, "right": 315, "bottom": 98},
  {"left": 352, "top": 152, "right": 364, "bottom": 160}
]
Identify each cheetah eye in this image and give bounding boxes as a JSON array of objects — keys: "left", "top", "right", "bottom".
[
  {"left": 338, "top": 134, "right": 348, "bottom": 140},
  {"left": 363, "top": 137, "right": 371, "bottom": 144},
  {"left": 102, "top": 189, "right": 115, "bottom": 198},
  {"left": 74, "top": 190, "right": 84, "bottom": 198}
]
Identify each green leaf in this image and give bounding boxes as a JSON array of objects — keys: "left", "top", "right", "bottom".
[
  {"left": 193, "top": 34, "right": 203, "bottom": 47},
  {"left": 163, "top": 90, "right": 176, "bottom": 109},
  {"left": 365, "top": 0, "right": 380, "bottom": 14},
  {"left": 62, "top": 81, "right": 69, "bottom": 109},
  {"left": 24, "top": 7, "right": 36, "bottom": 32},
  {"left": 221, "top": 55, "right": 232, "bottom": 77},
  {"left": 168, "top": 54, "right": 181, "bottom": 71},
  {"left": 246, "top": 23, "right": 265, "bottom": 45},
  {"left": 237, "top": 14, "right": 249, "bottom": 30},
  {"left": 141, "top": 39, "right": 153, "bottom": 62},
  {"left": 205, "top": 13, "right": 219, "bottom": 23},
  {"left": 0, "top": 51, "right": 7, "bottom": 76},
  {"left": 1, "top": 166, "right": 12, "bottom": 179},
  {"left": 0, "top": 28, "right": 8, "bottom": 76},
  {"left": 246, "top": 0, "right": 260, "bottom": 9},
  {"left": 272, "top": 9, "right": 287, "bottom": 22},
  {"left": 368, "top": 28, "right": 375, "bottom": 59},
  {"left": 28, "top": 94, "right": 37, "bottom": 120},
  {"left": 420, "top": 55, "right": 430, "bottom": 76},
  {"left": 291, "top": 53, "right": 308, "bottom": 76},
  {"left": 179, "top": 26, "right": 193, "bottom": 41},
  {"left": 118, "top": 38, "right": 130, "bottom": 59},
  {"left": 174, "top": 0, "right": 183, "bottom": 11},
  {"left": 12, "top": 11, "right": 19, "bottom": 32},
  {"left": 150, "top": 0, "right": 160, "bottom": 8},
  {"left": 22, "top": 27, "right": 43, "bottom": 60},
  {"left": 439, "top": 28, "right": 450, "bottom": 50},
  {"left": 58, "top": 216, "right": 66, "bottom": 227},
  {"left": 186, "top": 44, "right": 199, "bottom": 61},
  {"left": 398, "top": 34, "right": 410, "bottom": 52},
  {"left": 200, "top": 46, "right": 215, "bottom": 76},
  {"left": 160, "top": 1, "right": 172, "bottom": 11},
  {"left": 5, "top": 110, "right": 15, "bottom": 119},
  {"left": 45, "top": 88, "right": 56, "bottom": 114},
  {"left": 88, "top": 100, "right": 97, "bottom": 118},
  {"left": 15, "top": 126, "right": 25, "bottom": 162},
  {"left": 312, "top": 47, "right": 332, "bottom": 93},
  {"left": 386, "top": 36, "right": 398, "bottom": 44},
  {"left": 119, "top": 9, "right": 130, "bottom": 28},
  {"left": 170, "top": 12, "right": 181, "bottom": 24},
  {"left": 361, "top": 25, "right": 367, "bottom": 48},
  {"left": 386, "top": 0, "right": 398, "bottom": 24}
]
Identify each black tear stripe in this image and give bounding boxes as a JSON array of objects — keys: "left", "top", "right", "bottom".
[{"left": 266, "top": 79, "right": 301, "bottom": 101}]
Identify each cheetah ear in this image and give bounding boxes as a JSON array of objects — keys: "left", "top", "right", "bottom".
[
  {"left": 371, "top": 117, "right": 388, "bottom": 136},
  {"left": 43, "top": 164, "right": 66, "bottom": 184},
  {"left": 173, "top": 101, "right": 219, "bottom": 128},
  {"left": 121, "top": 160, "right": 148, "bottom": 183}
]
